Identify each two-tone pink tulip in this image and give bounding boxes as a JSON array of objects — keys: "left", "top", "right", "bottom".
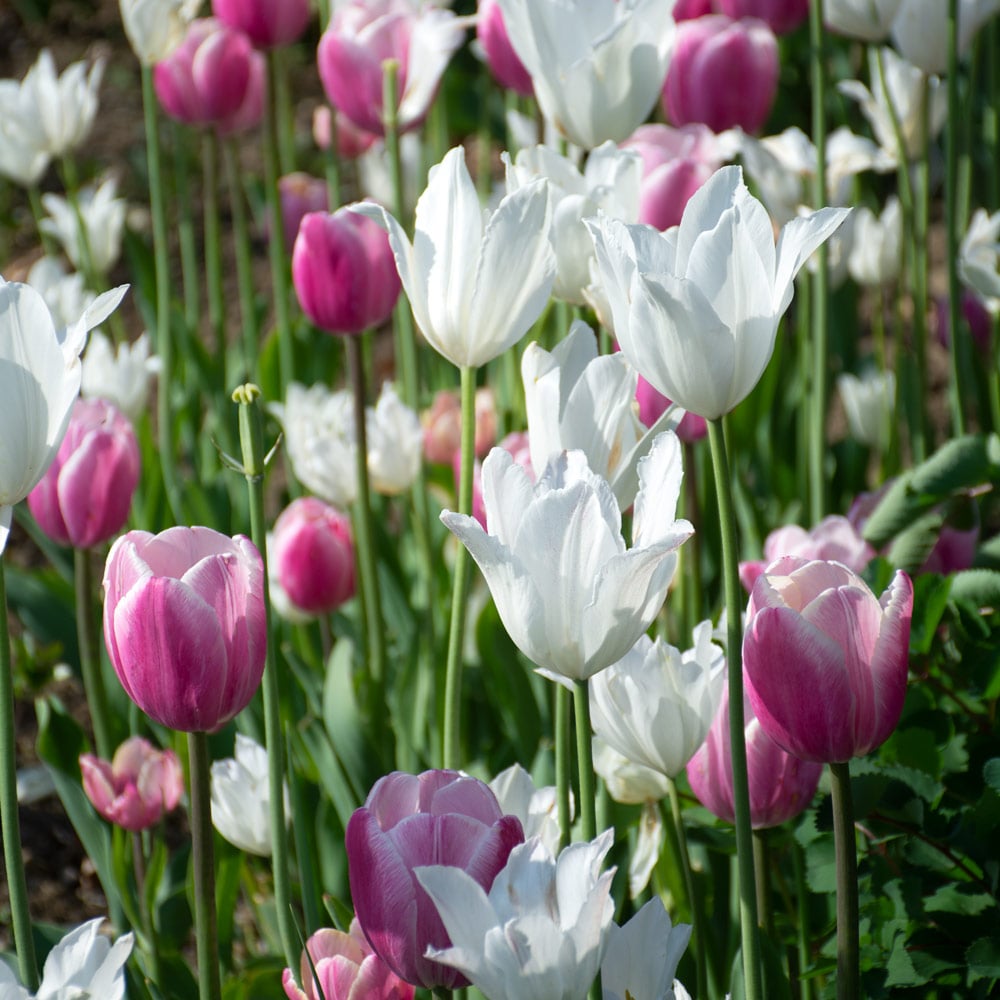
[{"left": 211, "top": 0, "right": 310, "bottom": 49}]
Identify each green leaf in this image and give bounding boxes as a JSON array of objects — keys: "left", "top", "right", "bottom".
[
  {"left": 886, "top": 511, "right": 943, "bottom": 573},
  {"left": 967, "top": 936, "right": 1000, "bottom": 983},
  {"left": 925, "top": 885, "right": 996, "bottom": 916},
  {"left": 885, "top": 930, "right": 928, "bottom": 987},
  {"left": 909, "top": 434, "right": 1000, "bottom": 495},
  {"left": 322, "top": 638, "right": 373, "bottom": 803},
  {"left": 908, "top": 574, "right": 953, "bottom": 654},
  {"left": 949, "top": 569, "right": 1000, "bottom": 607},
  {"left": 983, "top": 758, "right": 1000, "bottom": 795},
  {"left": 862, "top": 474, "right": 918, "bottom": 547}
]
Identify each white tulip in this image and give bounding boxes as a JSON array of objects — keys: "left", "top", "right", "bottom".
[
  {"left": 489, "top": 763, "right": 564, "bottom": 857},
  {"left": 588, "top": 165, "right": 850, "bottom": 420},
  {"left": 837, "top": 370, "right": 896, "bottom": 449},
  {"left": 890, "top": 0, "right": 1000, "bottom": 76},
  {"left": 959, "top": 208, "right": 1000, "bottom": 310},
  {"left": 41, "top": 177, "right": 127, "bottom": 276},
  {"left": 356, "top": 146, "right": 555, "bottom": 368},
  {"left": 602, "top": 898, "right": 692, "bottom": 1000},
  {"left": 366, "top": 382, "right": 423, "bottom": 495},
  {"left": 848, "top": 196, "right": 903, "bottom": 287},
  {"left": 81, "top": 331, "right": 159, "bottom": 423},
  {"left": 119, "top": 0, "right": 202, "bottom": 65},
  {"left": 26, "top": 257, "right": 95, "bottom": 331},
  {"left": 211, "top": 734, "right": 286, "bottom": 856},
  {"left": 497, "top": 0, "right": 675, "bottom": 149},
  {"left": 441, "top": 433, "right": 692, "bottom": 685},
  {"left": 824, "top": 0, "right": 902, "bottom": 41}
]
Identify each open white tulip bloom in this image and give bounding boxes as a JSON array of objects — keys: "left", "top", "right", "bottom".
[
  {"left": 848, "top": 196, "right": 903, "bottom": 287},
  {"left": 824, "top": 0, "right": 902, "bottom": 41},
  {"left": 601, "top": 898, "right": 692, "bottom": 1000},
  {"left": 590, "top": 621, "right": 726, "bottom": 780},
  {"left": 82, "top": 330, "right": 160, "bottom": 423},
  {"left": 490, "top": 763, "right": 565, "bottom": 857},
  {"left": 890, "top": 0, "right": 1000, "bottom": 76},
  {"left": 0, "top": 276, "right": 127, "bottom": 554},
  {"left": 41, "top": 177, "right": 127, "bottom": 277},
  {"left": 959, "top": 208, "right": 1000, "bottom": 310},
  {"left": 837, "top": 371, "right": 896, "bottom": 449},
  {"left": 416, "top": 831, "right": 616, "bottom": 1000},
  {"left": 0, "top": 917, "right": 133, "bottom": 1000},
  {"left": 26, "top": 257, "right": 96, "bottom": 331},
  {"left": 504, "top": 142, "right": 642, "bottom": 304},
  {"left": 497, "top": 0, "right": 675, "bottom": 149},
  {"left": 355, "top": 146, "right": 555, "bottom": 368},
  {"left": 522, "top": 320, "right": 679, "bottom": 510},
  {"left": 366, "top": 382, "right": 423, "bottom": 496},
  {"left": 119, "top": 0, "right": 202, "bottom": 65},
  {"left": 441, "top": 433, "right": 692, "bottom": 686},
  {"left": 211, "top": 734, "right": 284, "bottom": 856},
  {"left": 588, "top": 165, "right": 850, "bottom": 421}
]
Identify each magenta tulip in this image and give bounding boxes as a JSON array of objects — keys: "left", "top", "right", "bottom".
[
  {"left": 743, "top": 557, "right": 913, "bottom": 763},
  {"left": 216, "top": 50, "right": 264, "bottom": 136},
  {"left": 717, "top": 0, "right": 809, "bottom": 35},
  {"left": 477, "top": 0, "right": 534, "bottom": 97},
  {"left": 674, "top": 0, "right": 717, "bottom": 19},
  {"left": 687, "top": 689, "right": 822, "bottom": 829},
  {"left": 279, "top": 173, "right": 329, "bottom": 250},
  {"left": 664, "top": 15, "right": 779, "bottom": 134},
  {"left": 211, "top": 0, "right": 310, "bottom": 49},
  {"left": 283, "top": 921, "right": 415, "bottom": 1000},
  {"left": 80, "top": 736, "right": 184, "bottom": 832},
  {"left": 27, "top": 397, "right": 139, "bottom": 549},
  {"left": 272, "top": 497, "right": 355, "bottom": 615},
  {"left": 292, "top": 206, "right": 401, "bottom": 335},
  {"left": 635, "top": 376, "right": 708, "bottom": 443},
  {"left": 103, "top": 527, "right": 267, "bottom": 733},
  {"left": 346, "top": 769, "right": 524, "bottom": 990}
]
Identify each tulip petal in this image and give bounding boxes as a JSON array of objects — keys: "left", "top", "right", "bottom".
[
  {"left": 0, "top": 505, "right": 13, "bottom": 555},
  {"left": 772, "top": 207, "right": 852, "bottom": 315},
  {"left": 863, "top": 570, "right": 912, "bottom": 754}
]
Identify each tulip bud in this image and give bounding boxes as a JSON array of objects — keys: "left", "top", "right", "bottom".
[
  {"left": 80, "top": 736, "right": 184, "bottom": 831},
  {"left": 292, "top": 207, "right": 401, "bottom": 335},
  {"left": 635, "top": 376, "right": 708, "bottom": 443},
  {"left": 211, "top": 0, "right": 310, "bottom": 48},
  {"left": 103, "top": 527, "right": 267, "bottom": 733},
  {"left": 743, "top": 557, "right": 913, "bottom": 763},
  {"left": 271, "top": 497, "right": 355, "bottom": 615},
  {"left": 346, "top": 769, "right": 524, "bottom": 990},
  {"left": 28, "top": 398, "right": 140, "bottom": 549},
  {"left": 687, "top": 688, "right": 823, "bottom": 828},
  {"left": 664, "top": 15, "right": 779, "bottom": 135},
  {"left": 312, "top": 106, "right": 378, "bottom": 161},
  {"left": 279, "top": 173, "right": 329, "bottom": 251},
  {"left": 674, "top": 0, "right": 716, "bottom": 19},
  {"left": 423, "top": 388, "right": 497, "bottom": 466},
  {"left": 717, "top": 0, "right": 809, "bottom": 35},
  {"left": 477, "top": 0, "right": 534, "bottom": 97}
]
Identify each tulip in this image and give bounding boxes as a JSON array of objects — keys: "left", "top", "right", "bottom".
[
  {"left": 357, "top": 146, "right": 556, "bottom": 368},
  {"left": 27, "top": 398, "right": 140, "bottom": 550},
  {"left": 602, "top": 898, "right": 692, "bottom": 1000},
  {"left": 674, "top": 0, "right": 715, "bottom": 18},
  {"left": 366, "top": 383, "right": 425, "bottom": 496},
  {"left": 102, "top": 526, "right": 267, "bottom": 733},
  {"left": 743, "top": 556, "right": 914, "bottom": 762},
  {"left": 81, "top": 331, "right": 159, "bottom": 424},
  {"left": 739, "top": 515, "right": 874, "bottom": 593},
  {"left": 890, "top": 0, "right": 1000, "bottom": 76},
  {"left": 292, "top": 206, "right": 400, "bottom": 336},
  {"left": 0, "top": 276, "right": 127, "bottom": 555},
  {"left": 466, "top": 430, "right": 534, "bottom": 529},
  {"left": 489, "top": 764, "right": 563, "bottom": 857},
  {"left": 312, "top": 106, "right": 378, "bottom": 160},
  {"left": 635, "top": 377, "right": 708, "bottom": 443},
  {"left": 837, "top": 371, "right": 896, "bottom": 450},
  {"left": 79, "top": 736, "right": 183, "bottom": 832},
  {"left": 590, "top": 621, "right": 726, "bottom": 779},
  {"left": 211, "top": 0, "right": 311, "bottom": 48},
  {"left": 0, "top": 917, "right": 133, "bottom": 1000},
  {"left": 477, "top": 0, "right": 534, "bottom": 97},
  {"left": 824, "top": 0, "right": 902, "bottom": 41},
  {"left": 278, "top": 173, "right": 329, "bottom": 249},
  {"left": 346, "top": 769, "right": 524, "bottom": 989},
  {"left": 717, "top": 0, "right": 809, "bottom": 34},
  {"left": 211, "top": 734, "right": 283, "bottom": 855},
  {"left": 41, "top": 177, "right": 126, "bottom": 277},
  {"left": 271, "top": 497, "right": 355, "bottom": 616},
  {"left": 497, "top": 0, "right": 675, "bottom": 149},
  {"left": 423, "top": 388, "right": 497, "bottom": 466},
  {"left": 283, "top": 921, "right": 415, "bottom": 1000},
  {"left": 687, "top": 688, "right": 824, "bottom": 828},
  {"left": 959, "top": 207, "right": 1000, "bottom": 310},
  {"left": 588, "top": 165, "right": 850, "bottom": 420},
  {"left": 415, "top": 831, "right": 616, "bottom": 1000},
  {"left": 849, "top": 196, "right": 903, "bottom": 287},
  {"left": 664, "top": 15, "right": 779, "bottom": 135},
  {"left": 214, "top": 52, "right": 264, "bottom": 136},
  {"left": 442, "top": 433, "right": 692, "bottom": 684},
  {"left": 120, "top": 0, "right": 202, "bottom": 64},
  {"left": 318, "top": 0, "right": 464, "bottom": 137},
  {"left": 26, "top": 257, "right": 95, "bottom": 331}
]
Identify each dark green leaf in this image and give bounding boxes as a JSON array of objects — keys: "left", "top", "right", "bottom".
[{"left": 949, "top": 569, "right": 1000, "bottom": 607}]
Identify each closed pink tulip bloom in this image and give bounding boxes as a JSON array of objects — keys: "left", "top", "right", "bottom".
[
  {"left": 422, "top": 388, "right": 497, "bottom": 466},
  {"left": 674, "top": 0, "right": 717, "bottom": 19},
  {"left": 28, "top": 397, "right": 139, "bottom": 549},
  {"left": 80, "top": 736, "right": 184, "bottom": 832},
  {"left": 154, "top": 18, "right": 258, "bottom": 128},
  {"left": 664, "top": 15, "right": 779, "bottom": 134},
  {"left": 687, "top": 690, "right": 823, "bottom": 828},
  {"left": 279, "top": 173, "right": 329, "bottom": 250},
  {"left": 717, "top": 0, "right": 808, "bottom": 35},
  {"left": 216, "top": 48, "right": 264, "bottom": 135},
  {"left": 743, "top": 557, "right": 913, "bottom": 763},
  {"left": 103, "top": 527, "right": 267, "bottom": 733},
  {"left": 212, "top": 0, "right": 310, "bottom": 49},
  {"left": 346, "top": 769, "right": 524, "bottom": 990},
  {"left": 292, "top": 207, "right": 401, "bottom": 335},
  {"left": 477, "top": 0, "right": 534, "bottom": 97},
  {"left": 635, "top": 375, "right": 708, "bottom": 443},
  {"left": 272, "top": 497, "right": 355, "bottom": 615},
  {"left": 283, "top": 921, "right": 414, "bottom": 1000}
]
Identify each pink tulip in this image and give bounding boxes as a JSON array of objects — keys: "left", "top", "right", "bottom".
[
  {"left": 279, "top": 173, "right": 329, "bottom": 250},
  {"left": 80, "top": 736, "right": 184, "bottom": 832},
  {"left": 216, "top": 50, "right": 264, "bottom": 136},
  {"left": 283, "top": 921, "right": 415, "bottom": 1000},
  {"left": 674, "top": 0, "right": 717, "bottom": 19},
  {"left": 664, "top": 15, "right": 779, "bottom": 134},
  {"left": 27, "top": 398, "right": 140, "bottom": 549},
  {"left": 292, "top": 207, "right": 401, "bottom": 335},
  {"left": 346, "top": 769, "right": 524, "bottom": 989},
  {"left": 477, "top": 0, "right": 534, "bottom": 97},
  {"left": 743, "top": 557, "right": 913, "bottom": 763},
  {"left": 272, "top": 497, "right": 355, "bottom": 615},
  {"left": 422, "top": 388, "right": 497, "bottom": 466},
  {"left": 211, "top": 0, "right": 310, "bottom": 49},
  {"left": 739, "top": 515, "right": 874, "bottom": 593},
  {"left": 635, "top": 375, "right": 708, "bottom": 443},
  {"left": 312, "top": 106, "right": 378, "bottom": 160},
  {"left": 687, "top": 689, "right": 823, "bottom": 828},
  {"left": 716, "top": 0, "right": 809, "bottom": 35},
  {"left": 103, "top": 527, "right": 267, "bottom": 733}
]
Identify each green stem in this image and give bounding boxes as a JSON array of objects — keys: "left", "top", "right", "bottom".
[
  {"left": 443, "top": 366, "right": 476, "bottom": 769},
  {"left": 753, "top": 828, "right": 773, "bottom": 936},
  {"left": 234, "top": 386, "right": 299, "bottom": 973},
  {"left": 132, "top": 831, "right": 162, "bottom": 983},
  {"left": 173, "top": 123, "right": 201, "bottom": 340},
  {"left": 793, "top": 840, "right": 812, "bottom": 1000},
  {"left": 555, "top": 683, "right": 571, "bottom": 850},
  {"left": 224, "top": 140, "right": 259, "bottom": 382},
  {"left": 202, "top": 131, "right": 225, "bottom": 367},
  {"left": 911, "top": 98, "right": 931, "bottom": 460},
  {"left": 187, "top": 731, "right": 221, "bottom": 1000},
  {"left": 274, "top": 46, "right": 296, "bottom": 177},
  {"left": 75, "top": 548, "right": 112, "bottom": 760},
  {"left": 707, "top": 418, "right": 763, "bottom": 1000},
  {"left": 0, "top": 558, "right": 39, "bottom": 989},
  {"left": 287, "top": 736, "right": 321, "bottom": 935},
  {"left": 59, "top": 154, "right": 99, "bottom": 288},
  {"left": 830, "top": 761, "right": 860, "bottom": 1000},
  {"left": 28, "top": 185, "right": 59, "bottom": 257},
  {"left": 572, "top": 679, "right": 596, "bottom": 841},
  {"left": 324, "top": 115, "right": 342, "bottom": 210}
]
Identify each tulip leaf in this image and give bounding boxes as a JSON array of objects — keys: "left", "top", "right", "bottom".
[
  {"left": 293, "top": 725, "right": 358, "bottom": 830},
  {"left": 948, "top": 569, "right": 1000, "bottom": 607},
  {"left": 322, "top": 638, "right": 372, "bottom": 808}
]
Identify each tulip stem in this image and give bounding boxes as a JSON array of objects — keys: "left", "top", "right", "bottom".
[
  {"left": 75, "top": 548, "right": 113, "bottom": 760},
  {"left": 706, "top": 417, "right": 763, "bottom": 1000},
  {"left": 28, "top": 185, "right": 59, "bottom": 258},
  {"left": 224, "top": 139, "right": 260, "bottom": 382},
  {"left": 0, "top": 558, "right": 39, "bottom": 990},
  {"left": 555, "top": 683, "right": 571, "bottom": 850},
  {"left": 443, "top": 366, "right": 477, "bottom": 769},
  {"left": 752, "top": 829, "right": 773, "bottom": 936},
  {"left": 234, "top": 386, "right": 300, "bottom": 975},
  {"left": 572, "top": 680, "right": 596, "bottom": 841},
  {"left": 187, "top": 731, "right": 221, "bottom": 1000},
  {"left": 173, "top": 122, "right": 201, "bottom": 340},
  {"left": 793, "top": 840, "right": 812, "bottom": 999},
  {"left": 830, "top": 761, "right": 860, "bottom": 1000}
]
